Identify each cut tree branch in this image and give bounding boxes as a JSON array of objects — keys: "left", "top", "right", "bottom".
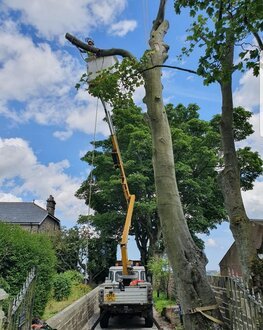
[
  {"left": 152, "top": 0, "right": 167, "bottom": 32},
  {"left": 65, "top": 33, "right": 135, "bottom": 59}
]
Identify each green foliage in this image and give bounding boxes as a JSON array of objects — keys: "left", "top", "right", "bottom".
[
  {"left": 0, "top": 223, "right": 56, "bottom": 316},
  {"left": 52, "top": 273, "right": 71, "bottom": 301},
  {"left": 63, "top": 270, "right": 84, "bottom": 284},
  {"left": 209, "top": 106, "right": 262, "bottom": 191},
  {"left": 153, "top": 291, "right": 176, "bottom": 313},
  {"left": 174, "top": 0, "right": 262, "bottom": 82},
  {"left": 77, "top": 57, "right": 143, "bottom": 108},
  {"left": 148, "top": 256, "right": 171, "bottom": 297},
  {"left": 86, "top": 236, "right": 117, "bottom": 283},
  {"left": 210, "top": 106, "right": 254, "bottom": 142},
  {"left": 237, "top": 147, "right": 263, "bottom": 190},
  {"left": 51, "top": 226, "right": 86, "bottom": 273},
  {"left": 76, "top": 101, "right": 262, "bottom": 261},
  {"left": 43, "top": 282, "right": 91, "bottom": 320},
  {"left": 0, "top": 276, "right": 10, "bottom": 292}
]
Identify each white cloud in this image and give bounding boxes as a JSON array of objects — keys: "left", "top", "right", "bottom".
[
  {"left": 0, "top": 137, "right": 87, "bottom": 224},
  {"left": 0, "top": 21, "right": 113, "bottom": 137},
  {"left": 0, "top": 22, "right": 79, "bottom": 103},
  {"left": 66, "top": 95, "right": 109, "bottom": 136},
  {"left": 53, "top": 130, "right": 73, "bottom": 141},
  {"left": 3, "top": 0, "right": 127, "bottom": 40},
  {"left": 234, "top": 71, "right": 263, "bottom": 220},
  {"left": 233, "top": 70, "right": 260, "bottom": 110},
  {"left": 206, "top": 238, "right": 218, "bottom": 247},
  {"left": 108, "top": 20, "right": 137, "bottom": 37},
  {"left": 242, "top": 179, "right": 263, "bottom": 219},
  {"left": 236, "top": 111, "right": 263, "bottom": 159},
  {"left": 186, "top": 75, "right": 194, "bottom": 81},
  {"left": 133, "top": 85, "right": 145, "bottom": 109},
  {"left": 0, "top": 193, "right": 22, "bottom": 202}
]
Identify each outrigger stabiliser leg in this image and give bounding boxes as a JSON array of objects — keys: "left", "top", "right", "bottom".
[{"left": 90, "top": 310, "right": 107, "bottom": 330}]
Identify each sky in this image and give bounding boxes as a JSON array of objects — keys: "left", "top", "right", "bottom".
[{"left": 0, "top": 0, "right": 262, "bottom": 271}]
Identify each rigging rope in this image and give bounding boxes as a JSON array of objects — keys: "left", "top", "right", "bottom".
[
  {"left": 87, "top": 56, "right": 105, "bottom": 216},
  {"left": 87, "top": 96, "right": 99, "bottom": 216}
]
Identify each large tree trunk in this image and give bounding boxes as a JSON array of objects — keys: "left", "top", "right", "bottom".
[
  {"left": 65, "top": 1, "right": 225, "bottom": 327},
  {"left": 219, "top": 41, "right": 257, "bottom": 283},
  {"left": 142, "top": 9, "right": 224, "bottom": 329}
]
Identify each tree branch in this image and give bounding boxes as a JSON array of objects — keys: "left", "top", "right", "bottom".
[
  {"left": 140, "top": 64, "right": 197, "bottom": 75},
  {"left": 65, "top": 33, "right": 135, "bottom": 59},
  {"left": 251, "top": 31, "right": 263, "bottom": 51},
  {"left": 152, "top": 0, "right": 167, "bottom": 32},
  {"left": 244, "top": 16, "right": 263, "bottom": 51}
]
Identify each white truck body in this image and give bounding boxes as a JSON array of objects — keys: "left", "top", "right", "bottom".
[{"left": 98, "top": 265, "right": 153, "bottom": 328}]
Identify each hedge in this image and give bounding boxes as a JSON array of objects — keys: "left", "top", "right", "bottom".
[{"left": 0, "top": 222, "right": 56, "bottom": 316}]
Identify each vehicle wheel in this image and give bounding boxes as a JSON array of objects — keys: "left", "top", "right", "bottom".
[
  {"left": 145, "top": 308, "right": 153, "bottom": 328},
  {"left": 100, "top": 311, "right": 110, "bottom": 328}
]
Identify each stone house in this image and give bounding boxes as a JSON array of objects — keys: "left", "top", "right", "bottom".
[
  {"left": 219, "top": 219, "right": 263, "bottom": 276},
  {"left": 0, "top": 195, "right": 60, "bottom": 233}
]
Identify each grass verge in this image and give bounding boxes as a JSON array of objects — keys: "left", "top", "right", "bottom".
[
  {"left": 153, "top": 291, "right": 176, "bottom": 313},
  {"left": 42, "top": 283, "right": 91, "bottom": 320}
]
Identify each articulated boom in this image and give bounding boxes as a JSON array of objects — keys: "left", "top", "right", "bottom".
[{"left": 101, "top": 99, "right": 135, "bottom": 276}]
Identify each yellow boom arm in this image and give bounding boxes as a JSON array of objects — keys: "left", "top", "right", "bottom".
[{"left": 101, "top": 99, "right": 135, "bottom": 275}]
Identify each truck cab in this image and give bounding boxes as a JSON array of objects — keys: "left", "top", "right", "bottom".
[{"left": 108, "top": 265, "right": 146, "bottom": 284}]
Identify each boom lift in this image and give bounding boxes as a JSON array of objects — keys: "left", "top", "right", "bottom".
[
  {"left": 95, "top": 99, "right": 154, "bottom": 329},
  {"left": 65, "top": 34, "right": 159, "bottom": 330},
  {"left": 84, "top": 52, "right": 154, "bottom": 329},
  {"left": 101, "top": 99, "right": 135, "bottom": 277}
]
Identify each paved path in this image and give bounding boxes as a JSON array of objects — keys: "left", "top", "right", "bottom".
[{"left": 82, "top": 310, "right": 173, "bottom": 330}]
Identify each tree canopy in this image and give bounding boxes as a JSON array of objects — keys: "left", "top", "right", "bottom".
[
  {"left": 76, "top": 102, "right": 262, "bottom": 264},
  {"left": 174, "top": 0, "right": 263, "bottom": 284}
]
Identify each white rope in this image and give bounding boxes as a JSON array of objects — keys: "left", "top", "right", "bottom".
[
  {"left": 87, "top": 96, "right": 99, "bottom": 216},
  {"left": 87, "top": 55, "right": 106, "bottom": 216}
]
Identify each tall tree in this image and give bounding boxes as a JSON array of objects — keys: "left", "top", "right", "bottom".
[
  {"left": 77, "top": 103, "right": 262, "bottom": 264},
  {"left": 66, "top": 1, "right": 224, "bottom": 327},
  {"left": 174, "top": 0, "right": 263, "bottom": 285}
]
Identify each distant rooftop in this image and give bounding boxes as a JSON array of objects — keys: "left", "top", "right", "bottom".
[{"left": 0, "top": 202, "right": 60, "bottom": 225}]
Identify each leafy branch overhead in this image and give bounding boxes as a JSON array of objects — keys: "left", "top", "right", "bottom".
[
  {"left": 174, "top": 0, "right": 263, "bottom": 83},
  {"left": 76, "top": 57, "right": 144, "bottom": 108}
]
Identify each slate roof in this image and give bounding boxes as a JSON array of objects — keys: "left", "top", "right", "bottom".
[{"left": 0, "top": 202, "right": 60, "bottom": 225}]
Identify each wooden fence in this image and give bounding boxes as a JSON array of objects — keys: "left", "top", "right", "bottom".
[
  {"left": 207, "top": 275, "right": 263, "bottom": 330},
  {"left": 6, "top": 268, "right": 36, "bottom": 330}
]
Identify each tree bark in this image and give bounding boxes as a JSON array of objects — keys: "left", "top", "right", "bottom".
[
  {"left": 141, "top": 3, "right": 224, "bottom": 328},
  {"left": 66, "top": 1, "right": 225, "bottom": 327},
  {"left": 219, "top": 40, "right": 257, "bottom": 282}
]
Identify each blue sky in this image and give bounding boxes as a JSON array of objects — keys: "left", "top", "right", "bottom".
[{"left": 0, "top": 0, "right": 262, "bottom": 271}]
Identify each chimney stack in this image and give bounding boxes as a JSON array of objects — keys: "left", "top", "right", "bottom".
[{"left": 46, "top": 195, "right": 56, "bottom": 216}]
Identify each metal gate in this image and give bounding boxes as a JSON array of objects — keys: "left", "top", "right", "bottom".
[{"left": 6, "top": 268, "right": 36, "bottom": 330}]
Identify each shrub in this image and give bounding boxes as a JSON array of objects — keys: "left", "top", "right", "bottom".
[
  {"left": 63, "top": 270, "right": 84, "bottom": 285},
  {"left": 53, "top": 273, "right": 71, "bottom": 301},
  {"left": 0, "top": 223, "right": 56, "bottom": 316}
]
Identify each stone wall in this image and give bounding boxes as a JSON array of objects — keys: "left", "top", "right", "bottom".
[
  {"left": 46, "top": 287, "right": 99, "bottom": 330},
  {"left": 21, "top": 217, "right": 60, "bottom": 234},
  {"left": 39, "top": 217, "right": 60, "bottom": 232}
]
